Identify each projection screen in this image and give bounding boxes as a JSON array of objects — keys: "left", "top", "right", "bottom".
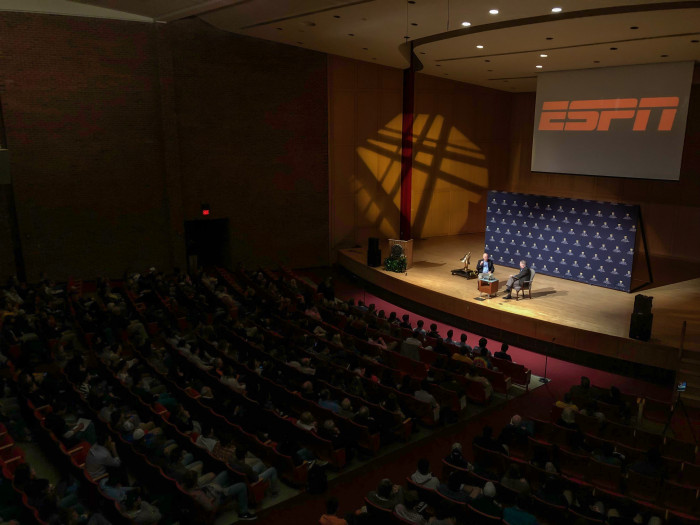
[{"left": 531, "top": 61, "right": 694, "bottom": 181}]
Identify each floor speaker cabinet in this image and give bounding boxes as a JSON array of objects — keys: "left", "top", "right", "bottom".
[
  {"left": 629, "top": 313, "right": 653, "bottom": 341},
  {"left": 368, "top": 237, "right": 380, "bottom": 253},
  {"left": 367, "top": 249, "right": 382, "bottom": 267},
  {"left": 633, "top": 294, "right": 653, "bottom": 316}
]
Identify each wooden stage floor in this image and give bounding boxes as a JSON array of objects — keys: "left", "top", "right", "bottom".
[{"left": 338, "top": 234, "right": 700, "bottom": 372}]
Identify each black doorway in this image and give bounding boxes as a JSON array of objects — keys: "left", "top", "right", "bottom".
[{"left": 184, "top": 218, "right": 230, "bottom": 271}]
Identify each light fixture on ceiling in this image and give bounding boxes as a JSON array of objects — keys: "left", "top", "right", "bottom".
[
  {"left": 461, "top": 21, "right": 471, "bottom": 27},
  {"left": 477, "top": 45, "right": 484, "bottom": 49},
  {"left": 536, "top": 65, "right": 543, "bottom": 68},
  {"left": 540, "top": 54, "right": 548, "bottom": 57},
  {"left": 489, "top": 9, "right": 499, "bottom": 15},
  {"left": 551, "top": 7, "right": 562, "bottom": 13}
]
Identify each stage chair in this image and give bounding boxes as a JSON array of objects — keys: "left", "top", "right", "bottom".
[{"left": 515, "top": 269, "right": 535, "bottom": 300}]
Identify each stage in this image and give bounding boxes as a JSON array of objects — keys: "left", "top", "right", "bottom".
[{"left": 337, "top": 234, "right": 700, "bottom": 378}]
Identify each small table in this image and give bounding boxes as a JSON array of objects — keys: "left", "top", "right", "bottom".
[{"left": 477, "top": 277, "right": 499, "bottom": 299}]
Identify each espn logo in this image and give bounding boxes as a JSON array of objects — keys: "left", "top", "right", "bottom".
[{"left": 538, "top": 97, "right": 679, "bottom": 131}]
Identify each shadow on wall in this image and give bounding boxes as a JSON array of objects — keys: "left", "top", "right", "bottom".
[{"left": 356, "top": 113, "right": 490, "bottom": 240}]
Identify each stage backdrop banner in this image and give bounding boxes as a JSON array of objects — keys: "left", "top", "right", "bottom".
[{"left": 484, "top": 191, "right": 639, "bottom": 292}]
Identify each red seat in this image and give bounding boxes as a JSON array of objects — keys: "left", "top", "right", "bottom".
[
  {"left": 588, "top": 457, "right": 622, "bottom": 491},
  {"left": 567, "top": 507, "right": 604, "bottom": 524},
  {"left": 681, "top": 461, "right": 700, "bottom": 488},
  {"left": 69, "top": 441, "right": 92, "bottom": 469},
  {"left": 531, "top": 493, "right": 567, "bottom": 523},
  {"left": 663, "top": 437, "right": 697, "bottom": 463},
  {"left": 467, "top": 503, "right": 502, "bottom": 524},
  {"left": 660, "top": 480, "right": 699, "bottom": 514},
  {"left": 626, "top": 470, "right": 661, "bottom": 502},
  {"left": 642, "top": 397, "right": 673, "bottom": 425},
  {"left": 558, "top": 448, "right": 590, "bottom": 481}
]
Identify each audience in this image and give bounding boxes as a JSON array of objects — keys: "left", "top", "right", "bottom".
[{"left": 410, "top": 458, "right": 440, "bottom": 490}]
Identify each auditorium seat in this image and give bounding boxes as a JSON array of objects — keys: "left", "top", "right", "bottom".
[
  {"left": 660, "top": 480, "right": 699, "bottom": 515},
  {"left": 681, "top": 461, "right": 700, "bottom": 487},
  {"left": 625, "top": 470, "right": 661, "bottom": 502},
  {"left": 663, "top": 437, "right": 697, "bottom": 463},
  {"left": 588, "top": 457, "right": 622, "bottom": 491},
  {"left": 530, "top": 494, "right": 567, "bottom": 523},
  {"left": 466, "top": 503, "right": 502, "bottom": 524},
  {"left": 641, "top": 397, "right": 673, "bottom": 425},
  {"left": 567, "top": 507, "right": 604, "bottom": 524}
]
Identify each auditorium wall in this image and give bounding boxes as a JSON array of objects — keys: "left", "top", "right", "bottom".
[
  {"left": 329, "top": 55, "right": 512, "bottom": 254},
  {"left": 0, "top": 13, "right": 329, "bottom": 281},
  {"left": 507, "top": 78, "right": 700, "bottom": 274}
]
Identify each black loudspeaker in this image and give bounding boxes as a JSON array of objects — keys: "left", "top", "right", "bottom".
[
  {"left": 633, "top": 294, "right": 653, "bottom": 316},
  {"left": 629, "top": 313, "right": 653, "bottom": 341},
  {"left": 368, "top": 237, "right": 379, "bottom": 252},
  {"left": 367, "top": 249, "right": 382, "bottom": 267}
]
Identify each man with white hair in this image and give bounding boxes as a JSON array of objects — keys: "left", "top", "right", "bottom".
[
  {"left": 470, "top": 481, "right": 502, "bottom": 518},
  {"left": 498, "top": 414, "right": 530, "bottom": 451}
]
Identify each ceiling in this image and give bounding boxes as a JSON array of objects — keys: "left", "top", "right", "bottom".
[{"left": 70, "top": 0, "right": 700, "bottom": 92}]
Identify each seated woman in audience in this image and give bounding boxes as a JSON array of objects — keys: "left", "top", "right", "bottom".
[
  {"left": 556, "top": 407, "right": 579, "bottom": 431},
  {"left": 465, "top": 366, "right": 493, "bottom": 400},
  {"left": 296, "top": 411, "right": 318, "bottom": 432},
  {"left": 381, "top": 393, "right": 406, "bottom": 420},
  {"left": 444, "top": 442, "right": 473, "bottom": 471},
  {"left": 470, "top": 481, "right": 502, "bottom": 518},
  {"left": 366, "top": 478, "right": 404, "bottom": 510},
  {"left": 535, "top": 473, "right": 571, "bottom": 507}
]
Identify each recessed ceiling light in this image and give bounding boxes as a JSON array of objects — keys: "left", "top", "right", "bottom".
[
  {"left": 276, "top": 27, "right": 283, "bottom": 30},
  {"left": 630, "top": 26, "right": 638, "bottom": 29},
  {"left": 691, "top": 40, "right": 699, "bottom": 43},
  {"left": 536, "top": 65, "right": 543, "bottom": 68},
  {"left": 610, "top": 47, "right": 617, "bottom": 50},
  {"left": 348, "top": 33, "right": 355, "bottom": 36},
  {"left": 551, "top": 7, "right": 562, "bottom": 13},
  {"left": 489, "top": 9, "right": 499, "bottom": 15},
  {"left": 540, "top": 54, "right": 548, "bottom": 57},
  {"left": 436, "top": 64, "right": 442, "bottom": 67},
  {"left": 593, "top": 60, "right": 600, "bottom": 63},
  {"left": 411, "top": 22, "right": 418, "bottom": 26},
  {"left": 485, "top": 59, "right": 490, "bottom": 62},
  {"left": 461, "top": 21, "right": 471, "bottom": 27},
  {"left": 546, "top": 37, "right": 553, "bottom": 40},
  {"left": 488, "top": 69, "right": 493, "bottom": 71},
  {"left": 660, "top": 54, "right": 669, "bottom": 57},
  {"left": 362, "top": 47, "right": 368, "bottom": 50},
  {"left": 333, "top": 15, "right": 340, "bottom": 18},
  {"left": 476, "top": 45, "right": 484, "bottom": 49}
]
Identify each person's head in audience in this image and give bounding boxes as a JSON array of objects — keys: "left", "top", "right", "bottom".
[
  {"left": 378, "top": 310, "right": 386, "bottom": 319},
  {"left": 402, "top": 314, "right": 410, "bottom": 324},
  {"left": 319, "top": 389, "right": 331, "bottom": 401},
  {"left": 388, "top": 312, "right": 397, "bottom": 323},
  {"left": 561, "top": 407, "right": 576, "bottom": 425},
  {"left": 580, "top": 376, "right": 591, "bottom": 389},
  {"left": 430, "top": 323, "right": 438, "bottom": 333},
  {"left": 417, "top": 458, "right": 431, "bottom": 476},
  {"left": 450, "top": 442, "right": 464, "bottom": 460},
  {"left": 500, "top": 343, "right": 509, "bottom": 354},
  {"left": 300, "top": 412, "right": 316, "bottom": 426},
  {"left": 446, "top": 329, "right": 453, "bottom": 340},
  {"left": 377, "top": 478, "right": 393, "bottom": 499},
  {"left": 416, "top": 320, "right": 424, "bottom": 330},
  {"left": 182, "top": 469, "right": 199, "bottom": 490},
  {"left": 483, "top": 481, "right": 497, "bottom": 500},
  {"left": 357, "top": 406, "right": 370, "bottom": 419},
  {"left": 478, "top": 338, "right": 487, "bottom": 349},
  {"left": 324, "top": 497, "right": 340, "bottom": 518},
  {"left": 504, "top": 464, "right": 521, "bottom": 480},
  {"left": 510, "top": 414, "right": 522, "bottom": 427},
  {"left": 460, "top": 334, "right": 468, "bottom": 344}
]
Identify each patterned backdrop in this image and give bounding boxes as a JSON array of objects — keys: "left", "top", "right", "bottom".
[{"left": 484, "top": 191, "right": 639, "bottom": 292}]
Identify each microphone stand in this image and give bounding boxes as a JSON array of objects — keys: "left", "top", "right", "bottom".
[{"left": 539, "top": 337, "right": 554, "bottom": 383}]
